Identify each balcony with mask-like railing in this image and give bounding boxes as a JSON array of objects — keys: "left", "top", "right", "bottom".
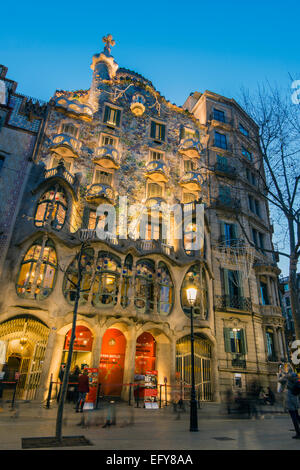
[
  {"left": 94, "top": 144, "right": 120, "bottom": 170},
  {"left": 49, "top": 133, "right": 82, "bottom": 158},
  {"left": 53, "top": 96, "right": 93, "bottom": 121},
  {"left": 180, "top": 171, "right": 203, "bottom": 191},
  {"left": 86, "top": 172, "right": 115, "bottom": 205},
  {"left": 178, "top": 138, "right": 203, "bottom": 159},
  {"left": 145, "top": 160, "right": 169, "bottom": 183}
]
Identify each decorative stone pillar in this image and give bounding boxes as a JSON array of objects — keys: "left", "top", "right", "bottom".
[
  {"left": 39, "top": 329, "right": 66, "bottom": 401},
  {"left": 121, "top": 327, "right": 137, "bottom": 401},
  {"left": 91, "top": 324, "right": 105, "bottom": 368}
]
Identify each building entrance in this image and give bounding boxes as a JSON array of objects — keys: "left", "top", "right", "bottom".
[
  {"left": 99, "top": 328, "right": 126, "bottom": 396},
  {"left": 176, "top": 334, "right": 213, "bottom": 401},
  {"left": 0, "top": 315, "right": 49, "bottom": 400}
]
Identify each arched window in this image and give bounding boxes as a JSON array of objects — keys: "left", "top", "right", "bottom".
[
  {"left": 157, "top": 261, "right": 173, "bottom": 316},
  {"left": 63, "top": 248, "right": 94, "bottom": 305},
  {"left": 35, "top": 185, "right": 67, "bottom": 230},
  {"left": 121, "top": 254, "right": 133, "bottom": 308},
  {"left": 181, "top": 264, "right": 208, "bottom": 318},
  {"left": 16, "top": 238, "right": 57, "bottom": 299},
  {"left": 92, "top": 252, "right": 121, "bottom": 307},
  {"left": 134, "top": 259, "right": 155, "bottom": 314}
]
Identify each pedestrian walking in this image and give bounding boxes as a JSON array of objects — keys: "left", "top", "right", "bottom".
[
  {"left": 278, "top": 365, "right": 300, "bottom": 439},
  {"left": 75, "top": 369, "right": 89, "bottom": 413}
]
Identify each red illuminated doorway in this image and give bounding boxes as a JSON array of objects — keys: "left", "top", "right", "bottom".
[
  {"left": 135, "top": 332, "right": 156, "bottom": 374},
  {"left": 99, "top": 328, "right": 126, "bottom": 396},
  {"left": 61, "top": 326, "right": 93, "bottom": 370}
]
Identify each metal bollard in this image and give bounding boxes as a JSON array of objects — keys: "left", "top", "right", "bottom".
[
  {"left": 136, "top": 385, "right": 140, "bottom": 408},
  {"left": 10, "top": 382, "right": 17, "bottom": 409},
  {"left": 46, "top": 374, "right": 53, "bottom": 409},
  {"left": 165, "top": 383, "right": 167, "bottom": 407},
  {"left": 128, "top": 384, "right": 132, "bottom": 406},
  {"left": 159, "top": 384, "right": 162, "bottom": 408},
  {"left": 95, "top": 383, "right": 101, "bottom": 410}
]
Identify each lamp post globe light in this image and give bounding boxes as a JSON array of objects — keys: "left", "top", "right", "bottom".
[{"left": 186, "top": 283, "right": 199, "bottom": 432}]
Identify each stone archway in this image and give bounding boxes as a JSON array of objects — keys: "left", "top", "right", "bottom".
[{"left": 0, "top": 315, "right": 49, "bottom": 400}]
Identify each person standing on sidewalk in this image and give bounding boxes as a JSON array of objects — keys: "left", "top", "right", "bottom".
[
  {"left": 278, "top": 365, "right": 300, "bottom": 439},
  {"left": 76, "top": 369, "right": 89, "bottom": 413}
]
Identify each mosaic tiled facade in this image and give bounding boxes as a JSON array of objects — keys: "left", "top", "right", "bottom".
[{"left": 0, "top": 38, "right": 287, "bottom": 402}]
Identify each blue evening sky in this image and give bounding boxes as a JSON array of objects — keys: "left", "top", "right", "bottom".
[{"left": 1, "top": 0, "right": 299, "bottom": 275}]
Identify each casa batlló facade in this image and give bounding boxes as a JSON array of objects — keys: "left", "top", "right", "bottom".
[{"left": 0, "top": 36, "right": 288, "bottom": 402}]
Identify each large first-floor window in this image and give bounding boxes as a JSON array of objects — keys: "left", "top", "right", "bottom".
[{"left": 16, "top": 238, "right": 57, "bottom": 300}]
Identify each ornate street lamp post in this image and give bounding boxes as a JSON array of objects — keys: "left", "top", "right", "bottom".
[{"left": 186, "top": 284, "right": 199, "bottom": 432}]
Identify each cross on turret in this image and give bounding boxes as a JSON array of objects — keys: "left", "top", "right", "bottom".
[{"left": 102, "top": 34, "right": 116, "bottom": 55}]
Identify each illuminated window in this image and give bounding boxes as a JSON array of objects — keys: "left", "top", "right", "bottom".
[
  {"left": 147, "top": 182, "right": 163, "bottom": 198},
  {"left": 34, "top": 186, "right": 67, "bottom": 231},
  {"left": 157, "top": 261, "right": 173, "bottom": 316},
  {"left": 223, "top": 328, "right": 247, "bottom": 354},
  {"left": 121, "top": 254, "right": 133, "bottom": 308},
  {"left": 92, "top": 252, "right": 121, "bottom": 307},
  {"left": 61, "top": 122, "right": 78, "bottom": 137},
  {"left": 103, "top": 105, "right": 121, "bottom": 127},
  {"left": 100, "top": 134, "right": 117, "bottom": 147},
  {"left": 63, "top": 248, "right": 94, "bottom": 305},
  {"left": 51, "top": 156, "right": 72, "bottom": 171},
  {"left": 16, "top": 239, "right": 57, "bottom": 300},
  {"left": 150, "top": 121, "right": 166, "bottom": 142},
  {"left": 183, "top": 192, "right": 197, "bottom": 204},
  {"left": 135, "top": 259, "right": 155, "bottom": 314}
]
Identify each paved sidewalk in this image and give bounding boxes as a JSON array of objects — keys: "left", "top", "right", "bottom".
[{"left": 0, "top": 399, "right": 298, "bottom": 450}]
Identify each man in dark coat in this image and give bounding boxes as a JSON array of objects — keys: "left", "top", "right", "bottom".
[
  {"left": 75, "top": 369, "right": 89, "bottom": 412},
  {"left": 278, "top": 366, "right": 300, "bottom": 438}
]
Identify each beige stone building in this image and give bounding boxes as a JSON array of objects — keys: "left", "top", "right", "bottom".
[{"left": 0, "top": 37, "right": 287, "bottom": 403}]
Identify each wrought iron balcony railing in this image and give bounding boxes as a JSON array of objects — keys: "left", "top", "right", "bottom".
[
  {"left": 231, "top": 354, "right": 247, "bottom": 369},
  {"left": 215, "top": 295, "right": 251, "bottom": 311},
  {"left": 214, "top": 161, "right": 237, "bottom": 178}
]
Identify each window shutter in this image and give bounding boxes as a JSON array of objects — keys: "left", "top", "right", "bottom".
[
  {"left": 232, "top": 223, "right": 238, "bottom": 241},
  {"left": 161, "top": 124, "right": 166, "bottom": 141},
  {"left": 150, "top": 121, "right": 156, "bottom": 139},
  {"left": 115, "top": 109, "right": 121, "bottom": 127},
  {"left": 180, "top": 126, "right": 185, "bottom": 141},
  {"left": 82, "top": 207, "right": 90, "bottom": 229},
  {"left": 220, "top": 221, "right": 225, "bottom": 243},
  {"left": 237, "top": 271, "right": 244, "bottom": 297},
  {"left": 240, "top": 329, "right": 247, "bottom": 354},
  {"left": 223, "top": 328, "right": 232, "bottom": 352},
  {"left": 103, "top": 106, "right": 110, "bottom": 123}
]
